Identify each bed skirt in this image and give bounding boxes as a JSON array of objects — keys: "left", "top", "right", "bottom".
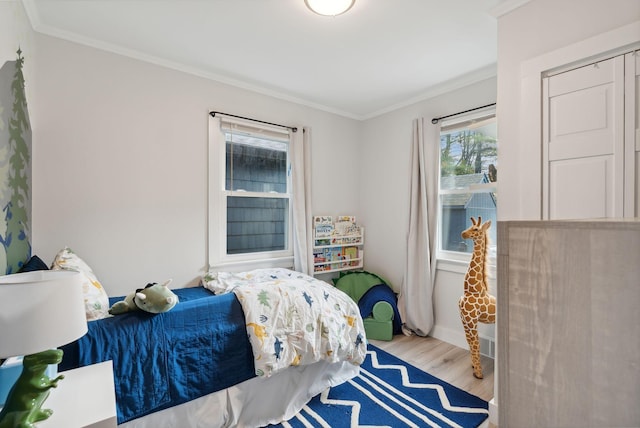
[{"left": 119, "top": 359, "right": 359, "bottom": 428}]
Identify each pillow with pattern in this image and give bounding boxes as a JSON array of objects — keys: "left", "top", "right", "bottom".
[{"left": 51, "top": 247, "right": 110, "bottom": 321}]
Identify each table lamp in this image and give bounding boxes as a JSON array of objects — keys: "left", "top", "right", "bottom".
[{"left": 0, "top": 270, "right": 87, "bottom": 426}]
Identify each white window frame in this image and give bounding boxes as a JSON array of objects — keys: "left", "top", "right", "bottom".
[
  {"left": 208, "top": 114, "right": 294, "bottom": 272},
  {"left": 436, "top": 109, "right": 497, "bottom": 267}
]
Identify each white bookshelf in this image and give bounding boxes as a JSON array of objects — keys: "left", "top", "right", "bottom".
[{"left": 312, "top": 218, "right": 364, "bottom": 275}]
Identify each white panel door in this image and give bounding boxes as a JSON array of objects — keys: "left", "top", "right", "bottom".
[{"left": 543, "top": 56, "right": 625, "bottom": 219}]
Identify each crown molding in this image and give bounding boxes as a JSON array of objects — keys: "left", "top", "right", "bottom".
[
  {"left": 489, "top": 0, "right": 532, "bottom": 18},
  {"left": 362, "top": 64, "right": 497, "bottom": 120},
  {"left": 20, "top": 0, "right": 497, "bottom": 121},
  {"left": 20, "top": 0, "right": 362, "bottom": 120}
]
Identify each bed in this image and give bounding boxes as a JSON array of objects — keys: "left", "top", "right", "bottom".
[{"left": 60, "top": 268, "right": 367, "bottom": 427}]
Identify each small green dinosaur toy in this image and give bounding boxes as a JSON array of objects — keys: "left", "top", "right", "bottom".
[
  {"left": 108, "top": 279, "right": 178, "bottom": 315},
  {"left": 0, "top": 349, "right": 65, "bottom": 428}
]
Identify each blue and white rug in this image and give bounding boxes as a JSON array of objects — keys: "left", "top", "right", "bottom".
[{"left": 274, "top": 344, "right": 489, "bottom": 428}]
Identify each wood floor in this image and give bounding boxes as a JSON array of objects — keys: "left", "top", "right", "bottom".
[{"left": 369, "top": 334, "right": 494, "bottom": 402}]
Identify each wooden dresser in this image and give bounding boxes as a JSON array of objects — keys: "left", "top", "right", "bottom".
[{"left": 497, "top": 219, "right": 640, "bottom": 427}]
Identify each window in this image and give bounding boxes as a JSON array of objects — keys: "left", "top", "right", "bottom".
[
  {"left": 209, "top": 116, "right": 293, "bottom": 269},
  {"left": 438, "top": 111, "right": 497, "bottom": 261}
]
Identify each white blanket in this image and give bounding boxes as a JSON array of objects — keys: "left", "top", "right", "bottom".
[{"left": 202, "top": 268, "right": 367, "bottom": 377}]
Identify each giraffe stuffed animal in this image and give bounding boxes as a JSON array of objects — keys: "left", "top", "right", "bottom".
[{"left": 458, "top": 216, "right": 496, "bottom": 379}]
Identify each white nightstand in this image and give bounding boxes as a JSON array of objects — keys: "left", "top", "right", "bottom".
[{"left": 39, "top": 360, "right": 117, "bottom": 428}]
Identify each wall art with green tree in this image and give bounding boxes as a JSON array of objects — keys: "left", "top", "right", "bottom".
[{"left": 0, "top": 48, "right": 32, "bottom": 274}]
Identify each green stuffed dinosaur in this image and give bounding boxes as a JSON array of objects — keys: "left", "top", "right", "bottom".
[{"left": 108, "top": 279, "right": 178, "bottom": 315}]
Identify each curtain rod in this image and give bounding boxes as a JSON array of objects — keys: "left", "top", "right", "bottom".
[
  {"left": 431, "top": 102, "right": 496, "bottom": 125},
  {"left": 209, "top": 111, "right": 297, "bottom": 132}
]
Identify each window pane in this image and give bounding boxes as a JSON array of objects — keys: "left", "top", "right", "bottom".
[
  {"left": 227, "top": 196, "right": 288, "bottom": 254},
  {"left": 440, "top": 195, "right": 497, "bottom": 255},
  {"left": 225, "top": 133, "right": 288, "bottom": 193},
  {"left": 440, "top": 121, "right": 497, "bottom": 186},
  {"left": 439, "top": 117, "right": 497, "bottom": 256},
  {"left": 440, "top": 200, "right": 471, "bottom": 253}
]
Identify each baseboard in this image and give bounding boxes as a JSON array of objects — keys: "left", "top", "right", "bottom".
[
  {"left": 430, "top": 325, "right": 468, "bottom": 349},
  {"left": 489, "top": 398, "right": 498, "bottom": 426},
  {"left": 431, "top": 325, "right": 495, "bottom": 358}
]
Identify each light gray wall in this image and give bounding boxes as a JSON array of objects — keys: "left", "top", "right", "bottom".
[
  {"left": 493, "top": 0, "right": 640, "bottom": 420},
  {"left": 18, "top": 0, "right": 634, "bottom": 353},
  {"left": 31, "top": 34, "right": 362, "bottom": 296},
  {"left": 360, "top": 77, "right": 497, "bottom": 348},
  {"left": 497, "top": 0, "right": 640, "bottom": 220},
  {"left": 18, "top": 0, "right": 500, "bottom": 346},
  {"left": 357, "top": 0, "right": 640, "bottom": 348},
  {"left": 0, "top": 1, "right": 34, "bottom": 98}
]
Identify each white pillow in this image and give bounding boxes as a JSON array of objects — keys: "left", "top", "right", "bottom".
[
  {"left": 51, "top": 247, "right": 110, "bottom": 321},
  {"left": 201, "top": 268, "right": 301, "bottom": 294}
]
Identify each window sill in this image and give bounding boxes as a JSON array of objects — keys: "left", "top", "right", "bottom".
[
  {"left": 436, "top": 258, "right": 469, "bottom": 274},
  {"left": 209, "top": 256, "right": 294, "bottom": 273},
  {"left": 436, "top": 257, "right": 496, "bottom": 277}
]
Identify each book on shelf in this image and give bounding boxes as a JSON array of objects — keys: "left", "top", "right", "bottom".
[
  {"left": 331, "top": 234, "right": 362, "bottom": 245},
  {"left": 352, "top": 249, "right": 363, "bottom": 267},
  {"left": 343, "top": 246, "right": 358, "bottom": 260},
  {"left": 314, "top": 224, "right": 333, "bottom": 239},
  {"left": 323, "top": 247, "right": 345, "bottom": 262},
  {"left": 313, "top": 216, "right": 333, "bottom": 226},
  {"left": 344, "top": 246, "right": 360, "bottom": 267},
  {"left": 334, "top": 216, "right": 357, "bottom": 235}
]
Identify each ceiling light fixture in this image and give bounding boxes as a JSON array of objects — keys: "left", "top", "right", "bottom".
[{"left": 305, "top": 0, "right": 355, "bottom": 16}]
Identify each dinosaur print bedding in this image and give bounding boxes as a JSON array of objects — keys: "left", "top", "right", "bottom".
[{"left": 202, "top": 268, "right": 367, "bottom": 377}]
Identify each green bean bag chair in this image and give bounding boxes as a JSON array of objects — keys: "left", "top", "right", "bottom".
[{"left": 333, "top": 271, "right": 400, "bottom": 341}]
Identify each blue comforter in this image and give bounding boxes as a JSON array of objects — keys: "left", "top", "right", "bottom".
[{"left": 60, "top": 287, "right": 255, "bottom": 423}]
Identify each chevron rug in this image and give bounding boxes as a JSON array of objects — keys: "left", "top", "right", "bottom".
[{"left": 273, "top": 344, "right": 489, "bottom": 428}]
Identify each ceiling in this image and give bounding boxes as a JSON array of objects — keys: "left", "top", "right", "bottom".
[{"left": 23, "top": 0, "right": 522, "bottom": 120}]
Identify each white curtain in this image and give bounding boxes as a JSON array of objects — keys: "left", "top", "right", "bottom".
[
  {"left": 398, "top": 118, "right": 440, "bottom": 336},
  {"left": 291, "top": 127, "right": 313, "bottom": 275}
]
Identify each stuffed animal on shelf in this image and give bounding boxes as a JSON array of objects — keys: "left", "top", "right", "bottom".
[{"left": 109, "top": 279, "right": 178, "bottom": 315}]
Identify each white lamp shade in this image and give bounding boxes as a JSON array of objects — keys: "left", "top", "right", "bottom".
[
  {"left": 305, "top": 0, "right": 355, "bottom": 16},
  {"left": 0, "top": 270, "right": 88, "bottom": 358}
]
